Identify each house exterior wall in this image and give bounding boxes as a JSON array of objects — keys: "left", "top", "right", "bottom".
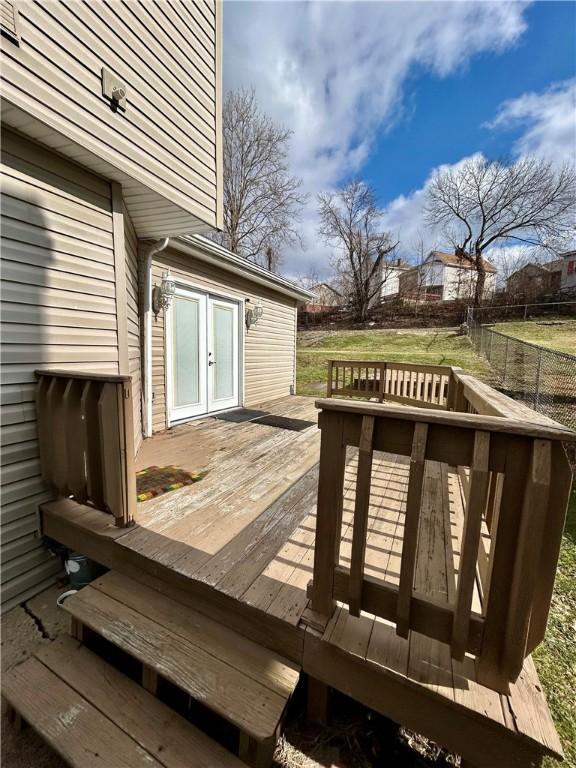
[
  {"left": 507, "top": 265, "right": 562, "bottom": 299},
  {"left": 440, "top": 265, "right": 496, "bottom": 301},
  {"left": 150, "top": 246, "right": 298, "bottom": 433},
  {"left": 0, "top": 0, "right": 222, "bottom": 236},
  {"left": 380, "top": 267, "right": 404, "bottom": 298},
  {"left": 1, "top": 131, "right": 121, "bottom": 610}
]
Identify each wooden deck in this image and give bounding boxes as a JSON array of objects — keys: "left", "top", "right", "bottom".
[{"left": 41, "top": 395, "right": 562, "bottom": 768}]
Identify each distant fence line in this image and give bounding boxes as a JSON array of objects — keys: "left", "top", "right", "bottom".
[{"left": 467, "top": 302, "right": 576, "bottom": 430}]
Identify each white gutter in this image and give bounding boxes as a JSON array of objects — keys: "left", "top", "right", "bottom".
[
  {"left": 139, "top": 237, "right": 169, "bottom": 438},
  {"left": 174, "top": 234, "right": 316, "bottom": 302}
]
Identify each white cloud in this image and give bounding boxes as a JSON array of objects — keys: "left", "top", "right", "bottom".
[
  {"left": 223, "top": 0, "right": 529, "bottom": 275},
  {"left": 487, "top": 79, "right": 576, "bottom": 166}
]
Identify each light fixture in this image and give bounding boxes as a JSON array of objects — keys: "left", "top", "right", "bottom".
[
  {"left": 245, "top": 299, "right": 264, "bottom": 329},
  {"left": 152, "top": 271, "right": 176, "bottom": 316}
]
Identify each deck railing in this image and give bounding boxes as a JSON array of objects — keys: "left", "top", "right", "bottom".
[
  {"left": 312, "top": 364, "right": 574, "bottom": 693},
  {"left": 35, "top": 370, "right": 136, "bottom": 527},
  {"left": 327, "top": 360, "right": 451, "bottom": 409}
]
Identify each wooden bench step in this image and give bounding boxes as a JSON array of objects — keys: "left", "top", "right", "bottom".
[
  {"left": 62, "top": 571, "right": 301, "bottom": 744},
  {"left": 2, "top": 636, "right": 244, "bottom": 768}
]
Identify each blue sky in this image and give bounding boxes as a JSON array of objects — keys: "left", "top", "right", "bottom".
[
  {"left": 223, "top": 1, "right": 576, "bottom": 275},
  {"left": 364, "top": 1, "right": 576, "bottom": 204}
]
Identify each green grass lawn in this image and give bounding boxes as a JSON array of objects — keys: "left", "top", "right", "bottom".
[
  {"left": 296, "top": 328, "right": 490, "bottom": 396},
  {"left": 296, "top": 326, "right": 574, "bottom": 765},
  {"left": 492, "top": 318, "right": 576, "bottom": 355}
]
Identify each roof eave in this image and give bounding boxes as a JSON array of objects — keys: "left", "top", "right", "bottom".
[{"left": 170, "top": 235, "right": 316, "bottom": 302}]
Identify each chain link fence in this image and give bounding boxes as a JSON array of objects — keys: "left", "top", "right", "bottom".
[{"left": 467, "top": 302, "right": 576, "bottom": 429}]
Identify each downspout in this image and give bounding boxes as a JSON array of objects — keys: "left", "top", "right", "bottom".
[{"left": 138, "top": 238, "right": 169, "bottom": 438}]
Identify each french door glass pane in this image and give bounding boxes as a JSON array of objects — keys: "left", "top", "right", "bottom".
[
  {"left": 213, "top": 304, "right": 234, "bottom": 400},
  {"left": 173, "top": 296, "right": 199, "bottom": 407}
]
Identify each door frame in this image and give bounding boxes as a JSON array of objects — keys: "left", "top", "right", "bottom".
[{"left": 165, "top": 278, "right": 245, "bottom": 426}]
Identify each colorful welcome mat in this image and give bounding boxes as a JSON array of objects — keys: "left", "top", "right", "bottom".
[{"left": 136, "top": 465, "right": 203, "bottom": 503}]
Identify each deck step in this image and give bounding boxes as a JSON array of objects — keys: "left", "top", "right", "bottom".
[
  {"left": 2, "top": 636, "right": 244, "bottom": 768},
  {"left": 62, "top": 571, "right": 301, "bottom": 744}
]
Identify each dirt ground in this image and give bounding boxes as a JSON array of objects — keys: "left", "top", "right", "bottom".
[{"left": 1, "top": 583, "right": 459, "bottom": 768}]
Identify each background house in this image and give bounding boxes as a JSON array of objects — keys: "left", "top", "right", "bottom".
[
  {"left": 399, "top": 251, "right": 497, "bottom": 303},
  {"left": 301, "top": 282, "right": 342, "bottom": 313},
  {"left": 506, "top": 259, "right": 563, "bottom": 299},
  {"left": 560, "top": 250, "right": 576, "bottom": 293},
  {"left": 379, "top": 257, "right": 410, "bottom": 299}
]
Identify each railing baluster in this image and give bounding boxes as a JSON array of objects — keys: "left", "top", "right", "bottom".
[
  {"left": 81, "top": 380, "right": 105, "bottom": 510},
  {"left": 452, "top": 430, "right": 490, "bottom": 660},
  {"left": 311, "top": 411, "right": 348, "bottom": 616},
  {"left": 63, "top": 378, "right": 87, "bottom": 503},
  {"left": 348, "top": 415, "right": 375, "bottom": 616},
  {"left": 379, "top": 362, "right": 386, "bottom": 402},
  {"left": 46, "top": 378, "right": 68, "bottom": 495},
  {"left": 396, "top": 422, "right": 428, "bottom": 637}
]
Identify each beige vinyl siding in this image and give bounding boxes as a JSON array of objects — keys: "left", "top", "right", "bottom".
[
  {"left": 0, "top": 0, "right": 221, "bottom": 235},
  {"left": 151, "top": 247, "right": 298, "bottom": 432},
  {"left": 124, "top": 204, "right": 143, "bottom": 453},
  {"left": 0, "top": 131, "right": 118, "bottom": 611}
]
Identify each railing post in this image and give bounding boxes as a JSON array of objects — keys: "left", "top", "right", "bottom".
[
  {"left": 311, "top": 410, "right": 347, "bottom": 617},
  {"left": 476, "top": 439, "right": 532, "bottom": 693},
  {"left": 326, "top": 360, "right": 334, "bottom": 398}
]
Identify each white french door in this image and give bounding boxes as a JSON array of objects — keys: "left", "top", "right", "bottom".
[
  {"left": 208, "top": 296, "right": 239, "bottom": 412},
  {"left": 167, "top": 286, "right": 239, "bottom": 423}
]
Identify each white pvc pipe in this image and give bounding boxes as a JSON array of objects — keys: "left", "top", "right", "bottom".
[{"left": 140, "top": 238, "right": 169, "bottom": 438}]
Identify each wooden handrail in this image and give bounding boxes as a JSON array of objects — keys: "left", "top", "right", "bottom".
[
  {"left": 35, "top": 370, "right": 136, "bottom": 527},
  {"left": 310, "top": 393, "right": 574, "bottom": 694}
]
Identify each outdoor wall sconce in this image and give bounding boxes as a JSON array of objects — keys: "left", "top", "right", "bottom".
[
  {"left": 152, "top": 271, "right": 176, "bottom": 317},
  {"left": 245, "top": 299, "right": 264, "bottom": 329}
]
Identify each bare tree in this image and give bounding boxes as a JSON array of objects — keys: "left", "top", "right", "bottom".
[
  {"left": 318, "top": 181, "right": 397, "bottom": 321},
  {"left": 217, "top": 88, "right": 307, "bottom": 272},
  {"left": 425, "top": 156, "right": 576, "bottom": 305}
]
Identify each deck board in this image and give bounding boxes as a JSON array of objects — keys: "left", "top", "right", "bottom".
[{"left": 40, "top": 394, "right": 561, "bottom": 765}]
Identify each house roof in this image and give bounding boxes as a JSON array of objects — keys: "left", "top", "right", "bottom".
[
  {"left": 171, "top": 235, "right": 316, "bottom": 302},
  {"left": 428, "top": 251, "right": 498, "bottom": 273},
  {"left": 509, "top": 259, "right": 563, "bottom": 278}
]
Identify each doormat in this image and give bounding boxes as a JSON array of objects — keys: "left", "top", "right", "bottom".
[
  {"left": 136, "top": 465, "right": 203, "bottom": 502},
  {"left": 252, "top": 415, "right": 316, "bottom": 432},
  {"left": 214, "top": 408, "right": 270, "bottom": 423}
]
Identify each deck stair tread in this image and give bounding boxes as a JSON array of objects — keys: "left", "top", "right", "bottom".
[
  {"left": 2, "top": 636, "right": 244, "bottom": 768},
  {"left": 62, "top": 571, "right": 301, "bottom": 742}
]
